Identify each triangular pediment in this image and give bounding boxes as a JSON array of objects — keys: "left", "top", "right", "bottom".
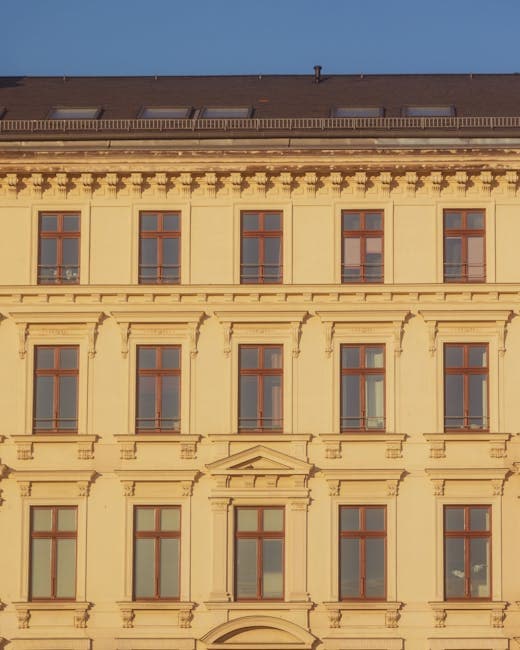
[{"left": 206, "top": 445, "right": 312, "bottom": 477}]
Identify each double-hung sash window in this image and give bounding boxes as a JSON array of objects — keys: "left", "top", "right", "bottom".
[
  {"left": 33, "top": 346, "right": 79, "bottom": 433},
  {"left": 139, "top": 212, "right": 181, "bottom": 284},
  {"left": 136, "top": 346, "right": 181, "bottom": 433},
  {"left": 239, "top": 345, "right": 283, "bottom": 432},
  {"left": 340, "top": 506, "right": 386, "bottom": 600},
  {"left": 235, "top": 507, "right": 284, "bottom": 600},
  {"left": 341, "top": 344, "right": 385, "bottom": 431},
  {"left": 30, "top": 506, "right": 77, "bottom": 600},
  {"left": 444, "top": 343, "right": 488, "bottom": 431},
  {"left": 134, "top": 506, "right": 181, "bottom": 600},
  {"left": 444, "top": 505, "right": 491, "bottom": 600},
  {"left": 443, "top": 210, "right": 485, "bottom": 282},
  {"left": 38, "top": 212, "right": 80, "bottom": 284},
  {"left": 342, "top": 210, "right": 383, "bottom": 283},
  {"left": 241, "top": 211, "right": 283, "bottom": 283}
]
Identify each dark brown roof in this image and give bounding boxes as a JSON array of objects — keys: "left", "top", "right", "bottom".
[{"left": 2, "top": 74, "right": 520, "bottom": 140}]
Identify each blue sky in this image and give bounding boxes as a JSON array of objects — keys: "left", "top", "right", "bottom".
[{"left": 1, "top": 0, "right": 519, "bottom": 76}]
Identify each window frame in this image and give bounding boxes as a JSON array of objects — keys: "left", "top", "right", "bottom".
[
  {"left": 443, "top": 343, "right": 489, "bottom": 432},
  {"left": 341, "top": 209, "right": 384, "bottom": 284},
  {"left": 240, "top": 210, "right": 283, "bottom": 284},
  {"left": 138, "top": 211, "right": 181, "bottom": 285},
  {"left": 339, "top": 505, "right": 387, "bottom": 601},
  {"left": 238, "top": 344, "right": 283, "bottom": 433},
  {"left": 29, "top": 505, "right": 78, "bottom": 602},
  {"left": 135, "top": 345, "right": 181, "bottom": 434},
  {"left": 234, "top": 505, "right": 285, "bottom": 601},
  {"left": 133, "top": 505, "right": 181, "bottom": 601},
  {"left": 33, "top": 345, "right": 79, "bottom": 434},
  {"left": 340, "top": 343, "right": 386, "bottom": 432},
  {"left": 443, "top": 208, "right": 486, "bottom": 283},
  {"left": 443, "top": 504, "right": 492, "bottom": 601},
  {"left": 38, "top": 212, "right": 81, "bottom": 285}
]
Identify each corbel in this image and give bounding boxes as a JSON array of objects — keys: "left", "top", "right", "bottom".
[
  {"left": 378, "top": 171, "right": 392, "bottom": 197},
  {"left": 279, "top": 171, "right": 292, "bottom": 197},
  {"left": 106, "top": 172, "right": 118, "bottom": 198},
  {"left": 431, "top": 479, "right": 445, "bottom": 496},
  {"left": 229, "top": 172, "right": 242, "bottom": 197},
  {"left": 353, "top": 171, "right": 367, "bottom": 196},
  {"left": 80, "top": 172, "right": 94, "bottom": 197},
  {"left": 204, "top": 172, "right": 217, "bottom": 198},
  {"left": 120, "top": 441, "right": 136, "bottom": 461},
  {"left": 489, "top": 438, "right": 507, "bottom": 459},
  {"left": 479, "top": 170, "right": 493, "bottom": 196},
  {"left": 324, "top": 439, "right": 341, "bottom": 459},
  {"left": 7, "top": 173, "right": 18, "bottom": 197},
  {"left": 327, "top": 479, "right": 340, "bottom": 497},
  {"left": 56, "top": 172, "right": 68, "bottom": 197},
  {"left": 180, "top": 442, "right": 197, "bottom": 460},
  {"left": 130, "top": 172, "right": 143, "bottom": 197},
  {"left": 221, "top": 321, "right": 232, "bottom": 357},
  {"left": 77, "top": 439, "right": 95, "bottom": 461},
  {"left": 304, "top": 171, "right": 317, "bottom": 196},
  {"left": 385, "top": 439, "right": 403, "bottom": 459},
  {"left": 154, "top": 172, "right": 167, "bottom": 198},
  {"left": 291, "top": 320, "right": 302, "bottom": 358},
  {"left": 210, "top": 497, "right": 231, "bottom": 511},
  {"left": 253, "top": 171, "right": 267, "bottom": 196},
  {"left": 491, "top": 607, "right": 506, "bottom": 628},
  {"left": 179, "top": 172, "right": 192, "bottom": 198},
  {"left": 405, "top": 171, "right": 418, "bottom": 196},
  {"left": 120, "top": 605, "right": 135, "bottom": 628},
  {"left": 118, "top": 322, "right": 131, "bottom": 358},
  {"left": 429, "top": 171, "right": 443, "bottom": 196},
  {"left": 16, "top": 440, "right": 34, "bottom": 461},
  {"left": 429, "top": 439, "right": 446, "bottom": 459},
  {"left": 385, "top": 605, "right": 400, "bottom": 628},
  {"left": 327, "top": 608, "right": 341, "bottom": 628},
  {"left": 492, "top": 478, "right": 504, "bottom": 497},
  {"left": 31, "top": 173, "right": 44, "bottom": 198},
  {"left": 179, "top": 607, "right": 193, "bottom": 628},
  {"left": 74, "top": 605, "right": 90, "bottom": 628},
  {"left": 86, "top": 321, "right": 98, "bottom": 359},
  {"left": 432, "top": 606, "right": 446, "bottom": 628},
  {"left": 497, "top": 318, "right": 507, "bottom": 356},
  {"left": 426, "top": 320, "right": 438, "bottom": 356},
  {"left": 122, "top": 481, "right": 135, "bottom": 497},
  {"left": 77, "top": 480, "right": 91, "bottom": 497},
  {"left": 17, "top": 322, "right": 28, "bottom": 359},
  {"left": 18, "top": 481, "right": 32, "bottom": 497},
  {"left": 329, "top": 171, "right": 342, "bottom": 197},
  {"left": 16, "top": 607, "right": 30, "bottom": 629},
  {"left": 188, "top": 316, "right": 203, "bottom": 358},
  {"left": 455, "top": 170, "right": 467, "bottom": 195},
  {"left": 323, "top": 322, "right": 334, "bottom": 358},
  {"left": 181, "top": 480, "right": 194, "bottom": 497},
  {"left": 505, "top": 170, "right": 518, "bottom": 196},
  {"left": 386, "top": 479, "right": 399, "bottom": 496},
  {"left": 393, "top": 319, "right": 405, "bottom": 356}
]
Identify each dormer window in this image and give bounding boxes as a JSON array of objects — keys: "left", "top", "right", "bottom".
[
  {"left": 403, "top": 105, "right": 455, "bottom": 117},
  {"left": 139, "top": 107, "right": 192, "bottom": 119},
  {"left": 201, "top": 107, "right": 252, "bottom": 118},
  {"left": 333, "top": 107, "right": 384, "bottom": 118},
  {"left": 48, "top": 107, "right": 101, "bottom": 119}
]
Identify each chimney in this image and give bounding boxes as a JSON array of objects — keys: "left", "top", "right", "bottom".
[{"left": 314, "top": 65, "right": 322, "bottom": 84}]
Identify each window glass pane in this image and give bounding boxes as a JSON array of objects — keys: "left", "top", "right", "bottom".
[
  {"left": 161, "top": 375, "right": 179, "bottom": 429},
  {"left": 467, "top": 212, "right": 484, "bottom": 229},
  {"left": 62, "top": 238, "right": 79, "bottom": 266},
  {"left": 163, "top": 214, "right": 180, "bottom": 231},
  {"left": 264, "top": 237, "right": 281, "bottom": 265},
  {"left": 160, "top": 538, "right": 180, "bottom": 598},
  {"left": 263, "top": 509, "right": 283, "bottom": 532},
  {"left": 445, "top": 537, "right": 465, "bottom": 598},
  {"left": 62, "top": 215, "right": 80, "bottom": 232},
  {"left": 365, "top": 213, "right": 382, "bottom": 229},
  {"left": 241, "top": 238, "right": 259, "bottom": 280},
  {"left": 340, "top": 538, "right": 360, "bottom": 598},
  {"left": 470, "top": 507, "right": 490, "bottom": 531},
  {"left": 141, "top": 214, "right": 158, "bottom": 231},
  {"left": 236, "top": 538, "right": 257, "bottom": 598},
  {"left": 56, "top": 538, "right": 76, "bottom": 598},
  {"left": 32, "top": 508, "right": 53, "bottom": 532},
  {"left": 343, "top": 213, "right": 360, "bottom": 230},
  {"left": 445, "top": 212, "right": 462, "bottom": 229},
  {"left": 342, "top": 346, "right": 360, "bottom": 368},
  {"left": 445, "top": 346, "right": 463, "bottom": 368},
  {"left": 39, "top": 238, "right": 57, "bottom": 269},
  {"left": 59, "top": 348, "right": 77, "bottom": 369},
  {"left": 264, "top": 213, "right": 281, "bottom": 231},
  {"left": 365, "top": 538, "right": 385, "bottom": 598},
  {"left": 444, "top": 237, "right": 462, "bottom": 279},
  {"left": 366, "top": 375, "right": 384, "bottom": 429},
  {"left": 365, "top": 508, "right": 385, "bottom": 531},
  {"left": 262, "top": 539, "right": 283, "bottom": 598},
  {"left": 162, "top": 347, "right": 180, "bottom": 369},
  {"left": 134, "top": 538, "right": 155, "bottom": 598},
  {"left": 365, "top": 237, "right": 382, "bottom": 253},
  {"left": 340, "top": 507, "right": 360, "bottom": 532},
  {"left": 342, "top": 375, "right": 360, "bottom": 429},
  {"left": 137, "top": 376, "right": 156, "bottom": 429},
  {"left": 138, "top": 348, "right": 157, "bottom": 369},
  {"left": 365, "top": 347, "right": 384, "bottom": 368},
  {"left": 445, "top": 374, "right": 464, "bottom": 429},
  {"left": 242, "top": 213, "right": 259, "bottom": 231},
  {"left": 469, "top": 346, "right": 487, "bottom": 368},
  {"left": 36, "top": 347, "right": 55, "bottom": 369},
  {"left": 468, "top": 374, "right": 487, "bottom": 428},
  {"left": 162, "top": 238, "right": 180, "bottom": 268},
  {"left": 160, "top": 508, "right": 180, "bottom": 531},
  {"left": 40, "top": 215, "right": 58, "bottom": 232},
  {"left": 31, "top": 538, "right": 52, "bottom": 598},
  {"left": 140, "top": 238, "right": 158, "bottom": 266},
  {"left": 58, "top": 376, "right": 77, "bottom": 429},
  {"left": 344, "top": 237, "right": 361, "bottom": 265},
  {"left": 35, "top": 376, "right": 54, "bottom": 429},
  {"left": 57, "top": 508, "right": 77, "bottom": 532},
  {"left": 263, "top": 375, "right": 282, "bottom": 429},
  {"left": 239, "top": 375, "right": 258, "bottom": 429},
  {"left": 445, "top": 507, "right": 464, "bottom": 531},
  {"left": 467, "top": 236, "right": 484, "bottom": 280},
  {"left": 240, "top": 347, "right": 259, "bottom": 369},
  {"left": 470, "top": 538, "right": 490, "bottom": 597},
  {"left": 135, "top": 507, "right": 155, "bottom": 532},
  {"left": 237, "top": 508, "right": 258, "bottom": 532},
  {"left": 264, "top": 346, "right": 282, "bottom": 369}
]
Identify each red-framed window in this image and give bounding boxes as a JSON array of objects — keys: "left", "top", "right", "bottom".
[
  {"left": 38, "top": 212, "right": 80, "bottom": 284},
  {"left": 239, "top": 345, "right": 283, "bottom": 432},
  {"left": 133, "top": 506, "right": 181, "bottom": 600},
  {"left": 444, "top": 505, "right": 491, "bottom": 600},
  {"left": 235, "top": 506, "right": 284, "bottom": 600},
  {"left": 444, "top": 343, "right": 488, "bottom": 431},
  {"left": 443, "top": 209, "right": 485, "bottom": 282},
  {"left": 139, "top": 212, "right": 181, "bottom": 284},
  {"left": 340, "top": 506, "right": 386, "bottom": 600},
  {"left": 30, "top": 506, "right": 77, "bottom": 600},
  {"left": 342, "top": 210, "right": 383, "bottom": 283},
  {"left": 241, "top": 211, "right": 283, "bottom": 283},
  {"left": 341, "top": 344, "right": 385, "bottom": 431},
  {"left": 33, "top": 346, "right": 78, "bottom": 433}
]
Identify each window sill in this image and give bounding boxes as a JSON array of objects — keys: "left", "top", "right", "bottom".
[
  {"left": 204, "top": 600, "right": 313, "bottom": 611},
  {"left": 428, "top": 600, "right": 508, "bottom": 628},
  {"left": 13, "top": 601, "right": 90, "bottom": 629},
  {"left": 115, "top": 434, "right": 201, "bottom": 460},
  {"left": 116, "top": 601, "right": 194, "bottom": 628},
  {"left": 423, "top": 432, "right": 512, "bottom": 459},
  {"left": 323, "top": 601, "right": 402, "bottom": 629},
  {"left": 319, "top": 433, "right": 406, "bottom": 459},
  {"left": 11, "top": 434, "right": 98, "bottom": 461}
]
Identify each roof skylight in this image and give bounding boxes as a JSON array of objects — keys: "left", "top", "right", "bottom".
[
  {"left": 49, "top": 107, "right": 101, "bottom": 119},
  {"left": 139, "top": 106, "right": 192, "bottom": 119},
  {"left": 333, "top": 107, "right": 384, "bottom": 118},
  {"left": 403, "top": 105, "right": 455, "bottom": 117},
  {"left": 201, "top": 107, "right": 252, "bottom": 118}
]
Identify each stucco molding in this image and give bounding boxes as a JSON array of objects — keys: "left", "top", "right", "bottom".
[
  {"left": 116, "top": 600, "right": 195, "bottom": 628},
  {"left": 115, "top": 469, "right": 199, "bottom": 496},
  {"left": 11, "top": 434, "right": 98, "bottom": 461},
  {"left": 9, "top": 640, "right": 92, "bottom": 650},
  {"left": 425, "top": 467, "right": 512, "bottom": 496},
  {"left": 322, "top": 639, "right": 404, "bottom": 650},
  {"left": 14, "top": 470, "right": 96, "bottom": 497},
  {"left": 319, "top": 433, "right": 407, "bottom": 460},
  {"left": 427, "top": 640, "right": 509, "bottom": 650},
  {"left": 12, "top": 601, "right": 91, "bottom": 629},
  {"left": 322, "top": 468, "right": 405, "bottom": 497},
  {"left": 423, "top": 432, "right": 513, "bottom": 460},
  {"left": 115, "top": 640, "right": 195, "bottom": 650}
]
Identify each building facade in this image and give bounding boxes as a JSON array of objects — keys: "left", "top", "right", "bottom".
[{"left": 0, "top": 74, "right": 519, "bottom": 650}]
